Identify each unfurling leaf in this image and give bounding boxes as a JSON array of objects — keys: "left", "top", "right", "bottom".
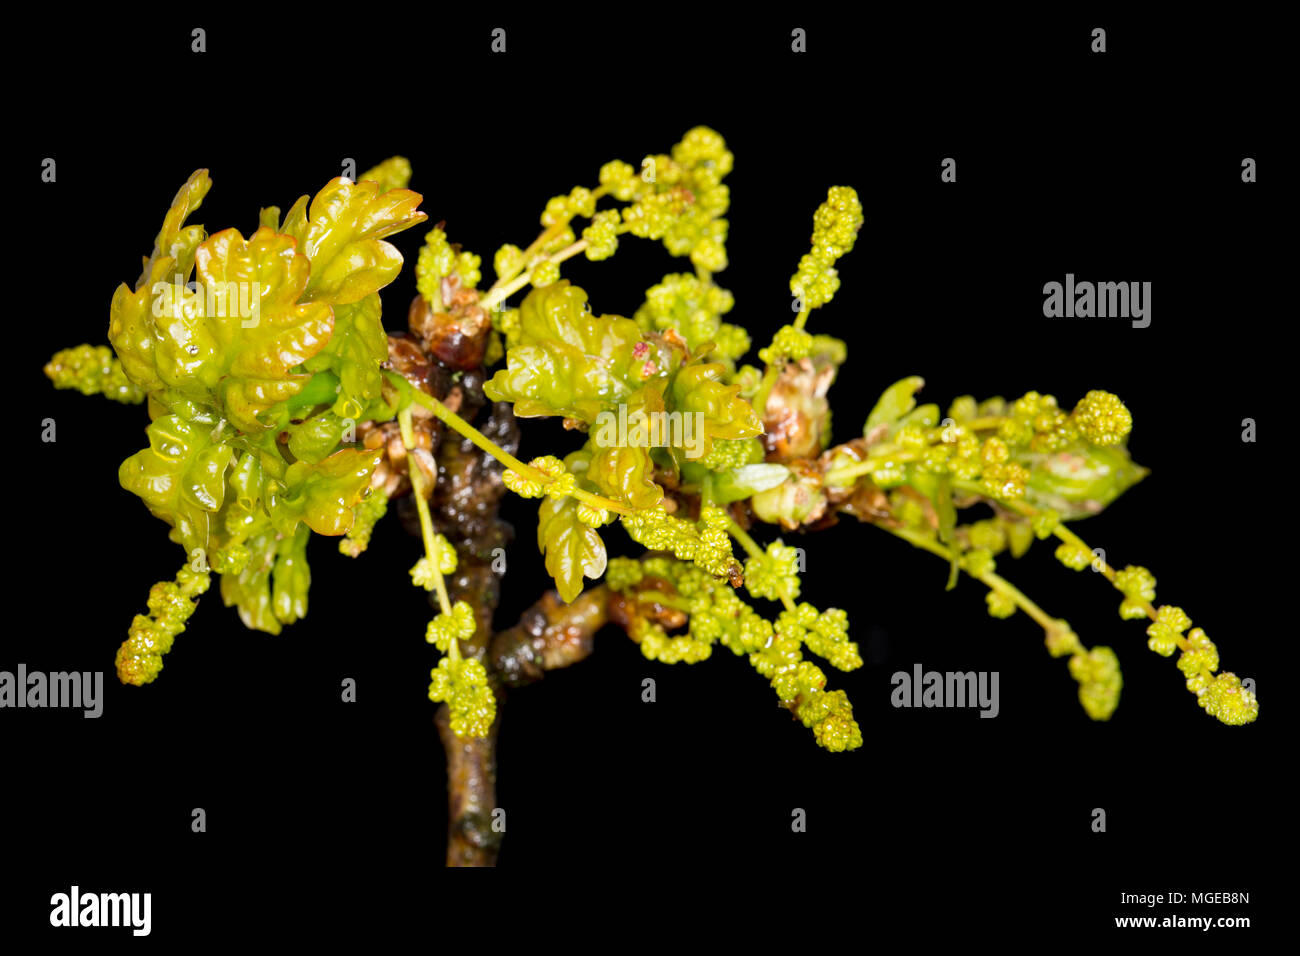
[
  {"left": 1020, "top": 443, "right": 1149, "bottom": 520},
  {"left": 537, "top": 495, "right": 607, "bottom": 603},
  {"left": 110, "top": 170, "right": 213, "bottom": 392},
  {"left": 712, "top": 463, "right": 791, "bottom": 504},
  {"left": 280, "top": 177, "right": 427, "bottom": 306},
  {"left": 220, "top": 525, "right": 280, "bottom": 634},
  {"left": 668, "top": 360, "right": 762, "bottom": 458},
  {"left": 865, "top": 375, "right": 925, "bottom": 435},
  {"left": 197, "top": 227, "right": 336, "bottom": 431},
  {"left": 484, "top": 281, "right": 671, "bottom": 422},
  {"left": 587, "top": 444, "right": 665, "bottom": 510},
  {"left": 285, "top": 411, "right": 349, "bottom": 464},
  {"left": 272, "top": 524, "right": 311, "bottom": 625},
  {"left": 119, "top": 410, "right": 234, "bottom": 556},
  {"left": 302, "top": 293, "right": 388, "bottom": 415},
  {"left": 267, "top": 448, "right": 383, "bottom": 537},
  {"left": 140, "top": 168, "right": 213, "bottom": 291}
]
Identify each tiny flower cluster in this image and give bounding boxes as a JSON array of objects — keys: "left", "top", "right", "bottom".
[
  {"left": 607, "top": 553, "right": 862, "bottom": 752},
  {"left": 633, "top": 273, "right": 750, "bottom": 367},
  {"left": 789, "top": 185, "right": 863, "bottom": 310},
  {"left": 595, "top": 127, "right": 733, "bottom": 272},
  {"left": 410, "top": 532, "right": 458, "bottom": 589},
  {"left": 517, "top": 126, "right": 734, "bottom": 286},
  {"left": 1113, "top": 565, "right": 1156, "bottom": 620},
  {"left": 775, "top": 603, "right": 861, "bottom": 673},
  {"left": 697, "top": 437, "right": 765, "bottom": 472},
  {"left": 848, "top": 412, "right": 1035, "bottom": 500},
  {"left": 502, "top": 455, "right": 569, "bottom": 499},
  {"left": 416, "top": 227, "right": 481, "bottom": 311},
  {"left": 1136, "top": 596, "right": 1258, "bottom": 725},
  {"left": 426, "top": 601, "right": 477, "bottom": 653},
  {"left": 44, "top": 344, "right": 144, "bottom": 404},
  {"left": 755, "top": 186, "right": 862, "bottom": 370},
  {"left": 339, "top": 489, "right": 389, "bottom": 558},
  {"left": 620, "top": 505, "right": 739, "bottom": 582},
  {"left": 758, "top": 324, "right": 815, "bottom": 366},
  {"left": 743, "top": 540, "right": 803, "bottom": 603},
  {"left": 428, "top": 655, "right": 495, "bottom": 739},
  {"left": 116, "top": 566, "right": 210, "bottom": 686},
  {"left": 1068, "top": 646, "right": 1123, "bottom": 721}
]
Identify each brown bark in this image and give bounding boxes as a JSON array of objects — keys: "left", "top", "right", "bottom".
[
  {"left": 385, "top": 292, "right": 519, "bottom": 866},
  {"left": 388, "top": 292, "right": 619, "bottom": 865},
  {"left": 434, "top": 701, "right": 502, "bottom": 867},
  {"left": 427, "top": 395, "right": 516, "bottom": 867},
  {"left": 431, "top": 587, "right": 610, "bottom": 866},
  {"left": 489, "top": 587, "right": 608, "bottom": 687}
]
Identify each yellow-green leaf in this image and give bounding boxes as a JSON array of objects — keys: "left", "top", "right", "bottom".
[
  {"left": 220, "top": 525, "right": 281, "bottom": 634},
  {"left": 484, "top": 281, "right": 673, "bottom": 423},
  {"left": 194, "top": 226, "right": 336, "bottom": 431},
  {"left": 281, "top": 177, "right": 427, "bottom": 307},
  {"left": 668, "top": 361, "right": 762, "bottom": 458},
  {"left": 302, "top": 293, "right": 387, "bottom": 415},
  {"left": 272, "top": 524, "right": 311, "bottom": 625},
  {"left": 118, "top": 410, "right": 235, "bottom": 556},
  {"left": 588, "top": 444, "right": 665, "bottom": 510},
  {"left": 865, "top": 376, "right": 925, "bottom": 434},
  {"left": 537, "top": 495, "right": 607, "bottom": 603},
  {"left": 267, "top": 448, "right": 382, "bottom": 537}
]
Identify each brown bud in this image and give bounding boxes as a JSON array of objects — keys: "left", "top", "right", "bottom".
[
  {"left": 761, "top": 355, "right": 837, "bottom": 461},
  {"left": 407, "top": 295, "right": 437, "bottom": 340},
  {"left": 408, "top": 290, "right": 489, "bottom": 371},
  {"left": 358, "top": 418, "right": 439, "bottom": 500},
  {"left": 431, "top": 308, "right": 490, "bottom": 370},
  {"left": 386, "top": 333, "right": 433, "bottom": 392}
]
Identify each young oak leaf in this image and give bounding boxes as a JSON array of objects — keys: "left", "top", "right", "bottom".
[
  {"left": 280, "top": 177, "right": 427, "bottom": 307},
  {"left": 586, "top": 379, "right": 668, "bottom": 509},
  {"left": 188, "top": 226, "right": 336, "bottom": 432},
  {"left": 116, "top": 225, "right": 334, "bottom": 432},
  {"left": 285, "top": 369, "right": 344, "bottom": 415},
  {"left": 864, "top": 376, "right": 926, "bottom": 437},
  {"left": 136, "top": 168, "right": 213, "bottom": 292},
  {"left": 110, "top": 170, "right": 214, "bottom": 391},
  {"left": 302, "top": 292, "right": 388, "bottom": 416},
  {"left": 710, "top": 463, "right": 791, "bottom": 504},
  {"left": 118, "top": 410, "right": 235, "bottom": 557},
  {"left": 537, "top": 494, "right": 608, "bottom": 603},
  {"left": 219, "top": 452, "right": 272, "bottom": 544},
  {"left": 209, "top": 465, "right": 316, "bottom": 636},
  {"left": 667, "top": 360, "right": 762, "bottom": 459},
  {"left": 219, "top": 524, "right": 282, "bottom": 634},
  {"left": 285, "top": 411, "right": 350, "bottom": 464},
  {"left": 266, "top": 448, "right": 382, "bottom": 538},
  {"left": 271, "top": 524, "right": 311, "bottom": 625},
  {"left": 1020, "top": 443, "right": 1149, "bottom": 520},
  {"left": 483, "top": 281, "right": 673, "bottom": 423},
  {"left": 588, "top": 444, "right": 665, "bottom": 510},
  {"left": 554, "top": 447, "right": 629, "bottom": 521}
]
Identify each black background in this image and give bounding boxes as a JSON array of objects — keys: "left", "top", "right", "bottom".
[{"left": 7, "top": 11, "right": 1285, "bottom": 942}]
